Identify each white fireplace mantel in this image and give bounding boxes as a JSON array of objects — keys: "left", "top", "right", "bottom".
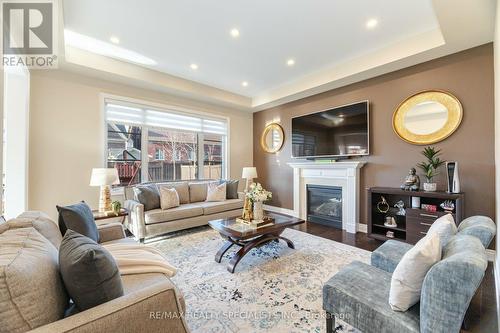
[{"left": 287, "top": 161, "right": 366, "bottom": 233}]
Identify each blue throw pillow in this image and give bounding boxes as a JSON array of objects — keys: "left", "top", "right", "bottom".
[{"left": 57, "top": 201, "right": 99, "bottom": 242}]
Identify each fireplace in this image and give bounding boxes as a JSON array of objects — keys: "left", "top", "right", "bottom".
[{"left": 307, "top": 185, "right": 343, "bottom": 229}]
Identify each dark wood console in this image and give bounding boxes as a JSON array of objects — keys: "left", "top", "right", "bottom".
[{"left": 367, "top": 187, "right": 465, "bottom": 244}]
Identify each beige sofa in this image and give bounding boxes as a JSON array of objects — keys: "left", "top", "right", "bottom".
[
  {"left": 0, "top": 211, "right": 189, "bottom": 333},
  {"left": 124, "top": 181, "right": 244, "bottom": 242}
]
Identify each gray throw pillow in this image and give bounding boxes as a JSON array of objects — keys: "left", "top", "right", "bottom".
[
  {"left": 133, "top": 184, "right": 160, "bottom": 211},
  {"left": 57, "top": 201, "right": 99, "bottom": 243},
  {"left": 220, "top": 180, "right": 239, "bottom": 199},
  {"left": 59, "top": 230, "right": 124, "bottom": 311}
]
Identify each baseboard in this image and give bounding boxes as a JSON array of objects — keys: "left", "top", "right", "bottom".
[
  {"left": 263, "top": 205, "right": 298, "bottom": 217},
  {"left": 486, "top": 249, "right": 496, "bottom": 262},
  {"left": 357, "top": 224, "right": 367, "bottom": 233}
]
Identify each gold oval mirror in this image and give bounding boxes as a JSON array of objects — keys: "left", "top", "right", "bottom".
[
  {"left": 393, "top": 90, "right": 463, "bottom": 145},
  {"left": 261, "top": 123, "right": 284, "bottom": 153}
]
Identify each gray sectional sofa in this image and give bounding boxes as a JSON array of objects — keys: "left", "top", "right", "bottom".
[
  {"left": 0, "top": 211, "right": 189, "bottom": 333},
  {"left": 124, "top": 180, "right": 244, "bottom": 242}
]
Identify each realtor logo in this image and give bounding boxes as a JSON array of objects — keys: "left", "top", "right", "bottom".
[{"left": 1, "top": 0, "right": 58, "bottom": 68}]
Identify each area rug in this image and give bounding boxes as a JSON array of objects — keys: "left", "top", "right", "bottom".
[{"left": 151, "top": 226, "right": 370, "bottom": 333}]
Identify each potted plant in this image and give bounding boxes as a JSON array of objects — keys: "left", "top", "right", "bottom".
[
  {"left": 246, "top": 183, "right": 272, "bottom": 222},
  {"left": 417, "top": 146, "right": 445, "bottom": 192}
]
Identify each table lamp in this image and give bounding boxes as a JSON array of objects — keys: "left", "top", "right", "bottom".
[
  {"left": 90, "top": 168, "right": 120, "bottom": 212},
  {"left": 242, "top": 167, "right": 257, "bottom": 192}
]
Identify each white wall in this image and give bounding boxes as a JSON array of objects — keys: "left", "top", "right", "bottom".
[
  {"left": 4, "top": 66, "right": 30, "bottom": 219},
  {"left": 28, "top": 70, "right": 253, "bottom": 219},
  {"left": 494, "top": 0, "right": 500, "bottom": 327}
]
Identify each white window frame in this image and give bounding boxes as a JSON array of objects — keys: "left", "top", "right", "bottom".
[{"left": 100, "top": 93, "right": 230, "bottom": 184}]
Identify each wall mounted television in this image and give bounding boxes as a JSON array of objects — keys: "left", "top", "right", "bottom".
[{"left": 291, "top": 101, "right": 369, "bottom": 159}]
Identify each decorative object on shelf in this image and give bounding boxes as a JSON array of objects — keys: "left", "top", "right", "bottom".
[
  {"left": 440, "top": 200, "right": 455, "bottom": 213},
  {"left": 111, "top": 201, "right": 122, "bottom": 216},
  {"left": 394, "top": 200, "right": 406, "bottom": 216},
  {"left": 261, "top": 123, "right": 285, "bottom": 153},
  {"left": 421, "top": 204, "right": 437, "bottom": 212},
  {"left": 393, "top": 90, "right": 463, "bottom": 145},
  {"left": 241, "top": 167, "right": 258, "bottom": 192},
  {"left": 89, "top": 168, "right": 120, "bottom": 212},
  {"left": 417, "top": 146, "right": 445, "bottom": 192},
  {"left": 384, "top": 216, "right": 398, "bottom": 228},
  {"left": 400, "top": 168, "right": 420, "bottom": 191},
  {"left": 411, "top": 197, "right": 420, "bottom": 208},
  {"left": 446, "top": 161, "right": 461, "bottom": 193},
  {"left": 246, "top": 183, "right": 272, "bottom": 222},
  {"left": 376, "top": 196, "right": 390, "bottom": 213},
  {"left": 386, "top": 231, "right": 395, "bottom": 238}
]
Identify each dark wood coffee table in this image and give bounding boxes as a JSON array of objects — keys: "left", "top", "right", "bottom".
[{"left": 208, "top": 212, "right": 305, "bottom": 273}]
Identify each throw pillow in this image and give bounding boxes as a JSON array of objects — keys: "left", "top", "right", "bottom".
[
  {"left": 206, "top": 182, "right": 227, "bottom": 202},
  {"left": 427, "top": 214, "right": 457, "bottom": 247},
  {"left": 189, "top": 182, "right": 208, "bottom": 203},
  {"left": 158, "top": 182, "right": 190, "bottom": 204},
  {"left": 220, "top": 180, "right": 239, "bottom": 199},
  {"left": 160, "top": 187, "right": 180, "bottom": 210},
  {"left": 56, "top": 201, "right": 99, "bottom": 242},
  {"left": 59, "top": 230, "right": 124, "bottom": 311},
  {"left": 389, "top": 231, "right": 441, "bottom": 311},
  {"left": 133, "top": 184, "right": 160, "bottom": 211}
]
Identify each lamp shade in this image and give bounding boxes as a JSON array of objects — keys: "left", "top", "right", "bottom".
[
  {"left": 241, "top": 167, "right": 257, "bottom": 179},
  {"left": 90, "top": 168, "right": 120, "bottom": 186}
]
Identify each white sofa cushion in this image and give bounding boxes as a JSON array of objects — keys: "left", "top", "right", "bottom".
[
  {"left": 389, "top": 231, "right": 441, "bottom": 311},
  {"left": 427, "top": 214, "right": 457, "bottom": 246},
  {"left": 160, "top": 187, "right": 180, "bottom": 210},
  {"left": 201, "top": 199, "right": 244, "bottom": 215},
  {"left": 144, "top": 203, "right": 204, "bottom": 225},
  {"left": 206, "top": 182, "right": 227, "bottom": 202}
]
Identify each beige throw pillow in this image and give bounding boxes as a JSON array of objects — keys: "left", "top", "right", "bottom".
[
  {"left": 160, "top": 187, "right": 180, "bottom": 210},
  {"left": 389, "top": 231, "right": 441, "bottom": 311},
  {"left": 158, "top": 182, "right": 190, "bottom": 204},
  {"left": 427, "top": 214, "right": 457, "bottom": 246},
  {"left": 206, "top": 182, "right": 227, "bottom": 202}
]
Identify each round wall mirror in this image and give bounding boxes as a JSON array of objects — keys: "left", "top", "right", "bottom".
[
  {"left": 393, "top": 90, "right": 463, "bottom": 145},
  {"left": 261, "top": 123, "right": 284, "bottom": 153}
]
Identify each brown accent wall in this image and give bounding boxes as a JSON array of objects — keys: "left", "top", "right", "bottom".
[{"left": 253, "top": 44, "right": 495, "bottom": 224}]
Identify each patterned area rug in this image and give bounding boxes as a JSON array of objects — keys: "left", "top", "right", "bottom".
[{"left": 151, "top": 226, "right": 370, "bottom": 333}]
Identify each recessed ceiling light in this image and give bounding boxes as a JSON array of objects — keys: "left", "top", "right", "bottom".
[
  {"left": 190, "top": 63, "right": 198, "bottom": 70},
  {"left": 110, "top": 36, "right": 120, "bottom": 44},
  {"left": 366, "top": 18, "right": 378, "bottom": 29},
  {"left": 230, "top": 28, "right": 240, "bottom": 38},
  {"left": 241, "top": 81, "right": 248, "bottom": 87},
  {"left": 287, "top": 59, "right": 295, "bottom": 66},
  {"left": 64, "top": 29, "right": 156, "bottom": 66}
]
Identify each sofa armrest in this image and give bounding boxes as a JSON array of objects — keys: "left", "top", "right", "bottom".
[
  {"left": 371, "top": 239, "right": 412, "bottom": 273},
  {"left": 28, "top": 278, "right": 189, "bottom": 333},
  {"left": 97, "top": 222, "right": 126, "bottom": 243},
  {"left": 124, "top": 199, "right": 146, "bottom": 241}
]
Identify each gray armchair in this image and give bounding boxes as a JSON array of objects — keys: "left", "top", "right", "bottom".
[{"left": 323, "top": 216, "right": 495, "bottom": 333}]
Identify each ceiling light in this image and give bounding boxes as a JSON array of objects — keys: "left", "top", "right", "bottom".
[
  {"left": 241, "top": 81, "right": 248, "bottom": 87},
  {"left": 287, "top": 59, "right": 295, "bottom": 66},
  {"left": 366, "top": 18, "right": 378, "bottom": 29},
  {"left": 64, "top": 29, "right": 156, "bottom": 66},
  {"left": 230, "top": 28, "right": 240, "bottom": 38},
  {"left": 190, "top": 63, "right": 198, "bottom": 70},
  {"left": 110, "top": 36, "right": 120, "bottom": 44}
]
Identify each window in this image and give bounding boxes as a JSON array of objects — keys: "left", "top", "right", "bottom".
[{"left": 105, "top": 99, "right": 228, "bottom": 185}]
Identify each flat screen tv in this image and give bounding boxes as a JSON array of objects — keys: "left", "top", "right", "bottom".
[{"left": 291, "top": 101, "right": 369, "bottom": 158}]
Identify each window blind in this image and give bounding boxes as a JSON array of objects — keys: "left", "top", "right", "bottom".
[{"left": 105, "top": 101, "right": 227, "bottom": 135}]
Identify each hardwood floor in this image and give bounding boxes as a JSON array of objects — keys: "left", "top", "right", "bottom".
[{"left": 291, "top": 221, "right": 498, "bottom": 333}]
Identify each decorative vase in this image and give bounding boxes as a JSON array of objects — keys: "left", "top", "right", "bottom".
[
  {"left": 423, "top": 183, "right": 437, "bottom": 192},
  {"left": 253, "top": 201, "right": 264, "bottom": 221}
]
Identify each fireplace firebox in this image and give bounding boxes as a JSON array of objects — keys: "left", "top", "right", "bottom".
[{"left": 307, "top": 185, "right": 342, "bottom": 229}]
